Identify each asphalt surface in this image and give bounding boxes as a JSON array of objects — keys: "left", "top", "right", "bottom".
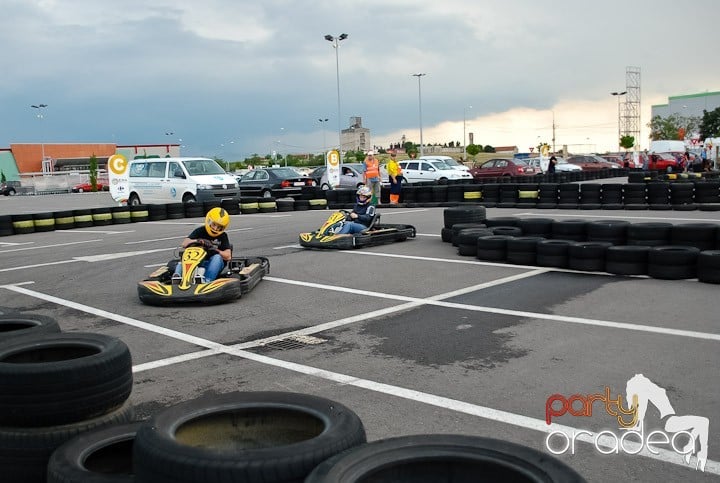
[{"left": 1, "top": 192, "right": 719, "bottom": 482}]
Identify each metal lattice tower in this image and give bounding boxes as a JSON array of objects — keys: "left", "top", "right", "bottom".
[{"left": 622, "top": 66, "right": 641, "bottom": 147}]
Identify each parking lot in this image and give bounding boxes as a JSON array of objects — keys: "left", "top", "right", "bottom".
[{"left": 1, "top": 193, "right": 718, "bottom": 482}]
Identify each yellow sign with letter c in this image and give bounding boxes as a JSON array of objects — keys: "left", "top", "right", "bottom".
[{"left": 108, "top": 154, "right": 128, "bottom": 175}]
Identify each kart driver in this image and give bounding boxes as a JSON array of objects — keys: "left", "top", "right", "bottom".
[
  {"left": 172, "top": 207, "right": 232, "bottom": 282},
  {"left": 335, "top": 186, "right": 375, "bottom": 235}
]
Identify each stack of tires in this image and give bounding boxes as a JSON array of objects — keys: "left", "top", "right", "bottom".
[{"left": 0, "top": 311, "right": 134, "bottom": 483}]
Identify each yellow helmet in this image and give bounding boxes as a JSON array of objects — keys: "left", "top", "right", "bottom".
[{"left": 204, "top": 207, "right": 230, "bottom": 237}]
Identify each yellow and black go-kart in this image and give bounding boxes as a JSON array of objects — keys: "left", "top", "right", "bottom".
[
  {"left": 299, "top": 208, "right": 416, "bottom": 250},
  {"left": 138, "top": 243, "right": 270, "bottom": 305}
]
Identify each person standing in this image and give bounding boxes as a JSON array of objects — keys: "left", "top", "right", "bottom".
[
  {"left": 548, "top": 155, "right": 557, "bottom": 174},
  {"left": 386, "top": 151, "right": 403, "bottom": 204},
  {"left": 363, "top": 150, "right": 381, "bottom": 206}
]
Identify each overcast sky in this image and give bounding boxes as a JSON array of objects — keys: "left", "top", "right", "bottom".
[{"left": 2, "top": 0, "right": 718, "bottom": 160}]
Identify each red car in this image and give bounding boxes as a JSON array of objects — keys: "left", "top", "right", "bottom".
[
  {"left": 647, "top": 153, "right": 679, "bottom": 172},
  {"left": 469, "top": 158, "right": 541, "bottom": 178},
  {"left": 72, "top": 182, "right": 106, "bottom": 193}
]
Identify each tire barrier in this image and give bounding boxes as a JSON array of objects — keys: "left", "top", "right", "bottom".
[
  {"left": 604, "top": 245, "right": 650, "bottom": 275},
  {"left": 450, "top": 223, "right": 488, "bottom": 246},
  {"left": 455, "top": 228, "right": 494, "bottom": 256},
  {"left": 304, "top": 434, "right": 586, "bottom": 483},
  {"left": 443, "top": 209, "right": 719, "bottom": 284},
  {"left": 46, "top": 421, "right": 140, "bottom": 483},
  {"left": 91, "top": 207, "right": 113, "bottom": 226},
  {"left": 567, "top": 241, "right": 612, "bottom": 272},
  {"left": 258, "top": 197, "right": 278, "bottom": 213},
  {"left": 476, "top": 235, "right": 513, "bottom": 262},
  {"left": 0, "top": 401, "right": 135, "bottom": 483},
  {"left": 147, "top": 203, "right": 168, "bottom": 221},
  {"left": 626, "top": 222, "right": 672, "bottom": 246},
  {"left": 670, "top": 223, "right": 717, "bottom": 251},
  {"left": 132, "top": 391, "right": 367, "bottom": 483},
  {"left": 12, "top": 213, "right": 36, "bottom": 234},
  {"left": 129, "top": 205, "right": 149, "bottom": 223},
  {"left": 0, "top": 215, "right": 15, "bottom": 236},
  {"left": 0, "top": 313, "right": 61, "bottom": 342},
  {"left": 536, "top": 239, "right": 572, "bottom": 268},
  {"left": 2, "top": 178, "right": 719, "bottom": 238},
  {"left": 73, "top": 209, "right": 94, "bottom": 228},
  {"left": 443, "top": 205, "right": 486, "bottom": 229},
  {"left": 647, "top": 246, "right": 700, "bottom": 280},
  {"left": 698, "top": 250, "right": 720, "bottom": 284},
  {"left": 506, "top": 236, "right": 545, "bottom": 265},
  {"left": 0, "top": 332, "right": 133, "bottom": 427},
  {"left": 110, "top": 206, "right": 132, "bottom": 224},
  {"left": 33, "top": 212, "right": 56, "bottom": 232}
]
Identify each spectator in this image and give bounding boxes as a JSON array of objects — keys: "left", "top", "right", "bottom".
[
  {"left": 363, "top": 150, "right": 381, "bottom": 206},
  {"left": 386, "top": 151, "right": 403, "bottom": 204},
  {"left": 548, "top": 155, "right": 557, "bottom": 174}
]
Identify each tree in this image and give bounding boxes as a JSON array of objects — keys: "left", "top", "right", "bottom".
[
  {"left": 88, "top": 154, "right": 98, "bottom": 192},
  {"left": 648, "top": 114, "right": 700, "bottom": 141},
  {"left": 620, "top": 135, "right": 635, "bottom": 151},
  {"left": 0, "top": 170, "right": 5, "bottom": 183},
  {"left": 466, "top": 144, "right": 481, "bottom": 160},
  {"left": 483, "top": 145, "right": 495, "bottom": 153},
  {"left": 699, "top": 107, "right": 720, "bottom": 140}
]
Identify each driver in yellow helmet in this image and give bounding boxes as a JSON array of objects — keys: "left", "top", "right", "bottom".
[{"left": 172, "top": 207, "right": 232, "bottom": 282}]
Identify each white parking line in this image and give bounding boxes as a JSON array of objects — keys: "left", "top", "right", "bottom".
[
  {"left": 0, "top": 283, "right": 716, "bottom": 475},
  {"left": 0, "top": 239, "right": 103, "bottom": 253},
  {"left": 56, "top": 230, "right": 134, "bottom": 234}
]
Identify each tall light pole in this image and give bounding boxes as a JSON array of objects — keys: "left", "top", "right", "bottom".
[
  {"left": 31, "top": 104, "right": 48, "bottom": 169},
  {"left": 318, "top": 118, "right": 329, "bottom": 154},
  {"left": 324, "top": 33, "right": 348, "bottom": 156},
  {"left": 463, "top": 105, "right": 472, "bottom": 161},
  {"left": 611, "top": 91, "right": 627, "bottom": 149},
  {"left": 412, "top": 73, "right": 426, "bottom": 156}
]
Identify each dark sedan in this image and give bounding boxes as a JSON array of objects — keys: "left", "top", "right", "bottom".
[
  {"left": 237, "top": 167, "right": 316, "bottom": 198},
  {"left": 469, "top": 158, "right": 541, "bottom": 178},
  {"left": 566, "top": 155, "right": 620, "bottom": 171}
]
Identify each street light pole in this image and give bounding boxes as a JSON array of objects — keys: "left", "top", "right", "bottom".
[
  {"left": 31, "top": 104, "right": 48, "bottom": 170},
  {"left": 318, "top": 118, "right": 329, "bottom": 154},
  {"left": 463, "top": 105, "right": 472, "bottom": 161},
  {"left": 325, "top": 33, "right": 348, "bottom": 156},
  {"left": 610, "top": 91, "right": 627, "bottom": 149},
  {"left": 412, "top": 73, "right": 426, "bottom": 157}
]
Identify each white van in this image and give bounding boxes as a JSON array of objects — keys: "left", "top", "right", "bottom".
[
  {"left": 111, "top": 157, "right": 239, "bottom": 205},
  {"left": 648, "top": 140, "right": 686, "bottom": 154}
]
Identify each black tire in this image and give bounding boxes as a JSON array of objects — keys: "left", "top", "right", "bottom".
[
  {"left": 491, "top": 226, "right": 522, "bottom": 237},
  {"left": 536, "top": 240, "right": 572, "bottom": 268},
  {"left": 305, "top": 434, "right": 586, "bottom": 483},
  {"left": 0, "top": 333, "right": 133, "bottom": 427},
  {"left": 605, "top": 245, "right": 650, "bottom": 275},
  {"left": 698, "top": 250, "right": 720, "bottom": 284},
  {"left": 440, "top": 227, "right": 453, "bottom": 243},
  {"left": 567, "top": 241, "right": 612, "bottom": 272},
  {"left": 647, "top": 246, "right": 700, "bottom": 280},
  {"left": 128, "top": 194, "right": 140, "bottom": 206},
  {"left": 0, "top": 401, "right": 134, "bottom": 483},
  {"left": 0, "top": 313, "right": 61, "bottom": 342},
  {"left": 517, "top": 217, "right": 554, "bottom": 237},
  {"left": 443, "top": 206, "right": 486, "bottom": 229},
  {"left": 506, "top": 236, "right": 543, "bottom": 265},
  {"left": 484, "top": 216, "right": 520, "bottom": 228},
  {"left": 670, "top": 223, "right": 717, "bottom": 251},
  {"left": 627, "top": 222, "right": 672, "bottom": 246},
  {"left": 551, "top": 219, "right": 586, "bottom": 241},
  {"left": 47, "top": 421, "right": 140, "bottom": 483},
  {"left": 457, "top": 244, "right": 478, "bottom": 256},
  {"left": 455, "top": 228, "right": 494, "bottom": 246},
  {"left": 586, "top": 220, "right": 630, "bottom": 245},
  {"left": 132, "top": 391, "right": 367, "bottom": 483},
  {"left": 451, "top": 223, "right": 487, "bottom": 246}
]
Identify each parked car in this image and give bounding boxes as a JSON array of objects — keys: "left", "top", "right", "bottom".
[
  {"left": 319, "top": 164, "right": 366, "bottom": 190},
  {"left": 469, "top": 158, "right": 541, "bottom": 178},
  {"left": 419, "top": 155, "right": 470, "bottom": 171},
  {"left": 1, "top": 180, "right": 22, "bottom": 196},
  {"left": 566, "top": 155, "right": 620, "bottom": 171},
  {"left": 394, "top": 159, "right": 472, "bottom": 184},
  {"left": 71, "top": 182, "right": 107, "bottom": 193},
  {"left": 237, "top": 167, "right": 316, "bottom": 198},
  {"left": 601, "top": 155, "right": 624, "bottom": 166},
  {"left": 647, "top": 152, "right": 679, "bottom": 172},
  {"left": 525, "top": 157, "right": 582, "bottom": 174}
]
